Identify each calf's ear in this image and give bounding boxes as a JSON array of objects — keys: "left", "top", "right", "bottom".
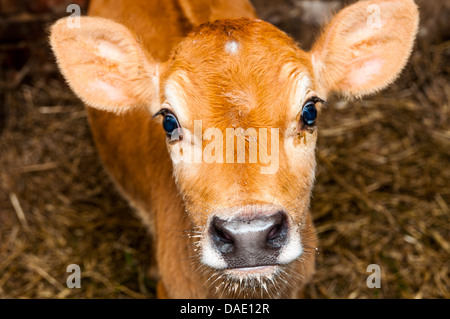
[
  {"left": 310, "top": 0, "right": 419, "bottom": 98},
  {"left": 50, "top": 17, "right": 160, "bottom": 113}
]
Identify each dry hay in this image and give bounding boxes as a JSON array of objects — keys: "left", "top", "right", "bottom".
[{"left": 0, "top": 0, "right": 448, "bottom": 298}]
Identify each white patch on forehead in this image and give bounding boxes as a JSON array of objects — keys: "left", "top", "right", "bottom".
[
  {"left": 225, "top": 40, "right": 240, "bottom": 55},
  {"left": 164, "top": 75, "right": 190, "bottom": 124}
]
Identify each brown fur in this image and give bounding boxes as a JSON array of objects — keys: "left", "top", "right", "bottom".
[{"left": 49, "top": 0, "right": 418, "bottom": 298}]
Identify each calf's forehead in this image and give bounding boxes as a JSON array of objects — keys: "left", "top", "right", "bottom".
[{"left": 161, "top": 19, "right": 314, "bottom": 128}]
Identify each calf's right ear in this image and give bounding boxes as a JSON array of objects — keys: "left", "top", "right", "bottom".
[{"left": 50, "top": 17, "right": 160, "bottom": 114}]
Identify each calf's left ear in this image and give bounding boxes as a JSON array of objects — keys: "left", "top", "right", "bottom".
[{"left": 310, "top": 0, "right": 419, "bottom": 98}]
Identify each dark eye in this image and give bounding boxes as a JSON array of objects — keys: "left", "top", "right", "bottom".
[
  {"left": 153, "top": 108, "right": 182, "bottom": 141},
  {"left": 163, "top": 114, "right": 182, "bottom": 141},
  {"left": 163, "top": 114, "right": 179, "bottom": 133},
  {"left": 301, "top": 100, "right": 318, "bottom": 126}
]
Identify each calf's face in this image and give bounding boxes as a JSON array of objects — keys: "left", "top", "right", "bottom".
[
  {"left": 159, "top": 20, "right": 319, "bottom": 278},
  {"left": 50, "top": 0, "right": 418, "bottom": 296}
]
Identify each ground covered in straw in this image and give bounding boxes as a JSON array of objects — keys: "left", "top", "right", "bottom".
[{"left": 0, "top": 0, "right": 448, "bottom": 298}]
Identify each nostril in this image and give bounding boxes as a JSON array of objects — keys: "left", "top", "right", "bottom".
[
  {"left": 267, "top": 224, "right": 282, "bottom": 241},
  {"left": 215, "top": 226, "right": 233, "bottom": 244},
  {"left": 266, "top": 212, "right": 289, "bottom": 248},
  {"left": 210, "top": 217, "right": 235, "bottom": 254}
]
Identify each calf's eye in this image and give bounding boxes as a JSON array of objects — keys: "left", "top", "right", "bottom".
[
  {"left": 301, "top": 100, "right": 318, "bottom": 126},
  {"left": 163, "top": 114, "right": 179, "bottom": 134},
  {"left": 153, "top": 108, "right": 183, "bottom": 141}
]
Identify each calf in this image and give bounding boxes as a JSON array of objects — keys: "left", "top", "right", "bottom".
[{"left": 50, "top": 0, "right": 419, "bottom": 298}]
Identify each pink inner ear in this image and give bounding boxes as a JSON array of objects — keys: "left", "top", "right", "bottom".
[
  {"left": 97, "top": 40, "right": 128, "bottom": 62},
  {"left": 89, "top": 79, "right": 128, "bottom": 103},
  {"left": 347, "top": 58, "right": 384, "bottom": 88}
]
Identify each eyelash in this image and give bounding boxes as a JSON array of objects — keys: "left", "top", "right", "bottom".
[{"left": 152, "top": 108, "right": 172, "bottom": 119}]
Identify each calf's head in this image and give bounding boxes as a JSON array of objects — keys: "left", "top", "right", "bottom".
[{"left": 50, "top": 0, "right": 418, "bottom": 295}]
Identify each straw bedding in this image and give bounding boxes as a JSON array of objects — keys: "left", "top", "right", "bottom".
[{"left": 0, "top": 0, "right": 448, "bottom": 298}]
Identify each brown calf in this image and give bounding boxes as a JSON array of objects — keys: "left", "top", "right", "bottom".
[{"left": 50, "top": 0, "right": 419, "bottom": 298}]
